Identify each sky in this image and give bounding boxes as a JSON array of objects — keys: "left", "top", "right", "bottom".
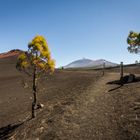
[{"left": 0, "top": 0, "right": 140, "bottom": 67}]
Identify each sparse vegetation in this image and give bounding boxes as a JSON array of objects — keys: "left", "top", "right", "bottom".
[
  {"left": 16, "top": 35, "right": 55, "bottom": 118},
  {"left": 127, "top": 31, "right": 140, "bottom": 53}
]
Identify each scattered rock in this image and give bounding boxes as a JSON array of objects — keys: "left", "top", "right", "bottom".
[
  {"left": 133, "top": 102, "right": 140, "bottom": 105},
  {"left": 30, "top": 97, "right": 33, "bottom": 100},
  {"left": 128, "top": 74, "right": 136, "bottom": 83},
  {"left": 61, "top": 101, "right": 72, "bottom": 106},
  {"left": 23, "top": 82, "right": 28, "bottom": 88},
  {"left": 121, "top": 74, "right": 136, "bottom": 83},
  {"left": 47, "top": 119, "right": 53, "bottom": 124},
  {"left": 36, "top": 103, "right": 44, "bottom": 109}
]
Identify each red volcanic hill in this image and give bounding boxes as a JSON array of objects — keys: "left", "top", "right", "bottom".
[
  {"left": 0, "top": 49, "right": 22, "bottom": 59},
  {"left": 0, "top": 49, "right": 24, "bottom": 78}
]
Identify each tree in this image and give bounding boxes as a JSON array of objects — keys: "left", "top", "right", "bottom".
[
  {"left": 16, "top": 35, "right": 55, "bottom": 118},
  {"left": 127, "top": 31, "right": 140, "bottom": 53}
]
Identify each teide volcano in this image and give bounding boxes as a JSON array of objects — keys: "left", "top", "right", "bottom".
[{"left": 64, "top": 58, "right": 118, "bottom": 68}]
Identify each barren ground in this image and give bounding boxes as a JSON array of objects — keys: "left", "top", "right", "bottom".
[{"left": 0, "top": 56, "right": 140, "bottom": 140}]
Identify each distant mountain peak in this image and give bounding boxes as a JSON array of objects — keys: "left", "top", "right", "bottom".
[
  {"left": 64, "top": 58, "right": 93, "bottom": 68},
  {"left": 64, "top": 58, "right": 118, "bottom": 68}
]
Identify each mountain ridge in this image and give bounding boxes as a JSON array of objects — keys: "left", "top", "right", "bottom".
[{"left": 64, "top": 58, "right": 118, "bottom": 68}]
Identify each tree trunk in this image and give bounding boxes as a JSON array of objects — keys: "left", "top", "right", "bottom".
[
  {"left": 120, "top": 62, "right": 124, "bottom": 86},
  {"left": 32, "top": 66, "right": 37, "bottom": 118}
]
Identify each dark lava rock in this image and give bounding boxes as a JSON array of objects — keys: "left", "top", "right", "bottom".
[{"left": 122, "top": 74, "right": 136, "bottom": 83}]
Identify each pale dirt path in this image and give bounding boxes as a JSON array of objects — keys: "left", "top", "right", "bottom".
[
  {"left": 68, "top": 73, "right": 120, "bottom": 140},
  {"left": 41, "top": 73, "right": 122, "bottom": 140}
]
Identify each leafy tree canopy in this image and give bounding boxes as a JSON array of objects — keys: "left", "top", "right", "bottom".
[
  {"left": 127, "top": 31, "right": 140, "bottom": 53},
  {"left": 17, "top": 35, "right": 55, "bottom": 73}
]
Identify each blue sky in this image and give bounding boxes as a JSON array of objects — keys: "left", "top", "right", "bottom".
[{"left": 0, "top": 0, "right": 140, "bottom": 67}]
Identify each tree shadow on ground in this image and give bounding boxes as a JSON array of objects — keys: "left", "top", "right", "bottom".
[
  {"left": 107, "top": 76, "right": 140, "bottom": 92},
  {"left": 0, "top": 118, "right": 31, "bottom": 140},
  {"left": 107, "top": 85, "right": 122, "bottom": 92},
  {"left": 0, "top": 123, "right": 22, "bottom": 140}
]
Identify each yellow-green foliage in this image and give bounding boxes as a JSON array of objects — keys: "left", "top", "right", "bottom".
[
  {"left": 127, "top": 31, "right": 140, "bottom": 53},
  {"left": 17, "top": 52, "right": 29, "bottom": 68},
  {"left": 17, "top": 35, "right": 55, "bottom": 72}
]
